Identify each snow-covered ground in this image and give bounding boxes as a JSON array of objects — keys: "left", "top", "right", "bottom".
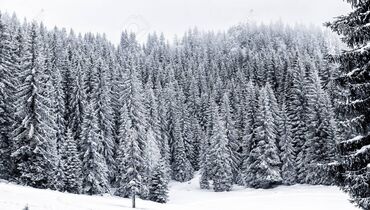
[{"left": 0, "top": 175, "right": 358, "bottom": 210}]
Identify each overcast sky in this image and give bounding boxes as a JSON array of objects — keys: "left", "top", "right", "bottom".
[{"left": 0, "top": 0, "right": 351, "bottom": 43}]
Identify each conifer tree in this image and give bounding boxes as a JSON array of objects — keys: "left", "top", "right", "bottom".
[
  {"left": 327, "top": 1, "right": 370, "bottom": 207},
  {"left": 241, "top": 81, "right": 259, "bottom": 184},
  {"left": 209, "top": 108, "right": 233, "bottom": 192},
  {"left": 49, "top": 29, "right": 66, "bottom": 154},
  {"left": 279, "top": 103, "right": 296, "bottom": 185},
  {"left": 286, "top": 52, "right": 307, "bottom": 183},
  {"left": 171, "top": 113, "right": 194, "bottom": 182},
  {"left": 116, "top": 114, "right": 143, "bottom": 203},
  {"left": 12, "top": 22, "right": 57, "bottom": 188},
  {"left": 92, "top": 58, "right": 115, "bottom": 183},
  {"left": 0, "top": 13, "right": 15, "bottom": 180},
  {"left": 148, "top": 158, "right": 169, "bottom": 203},
  {"left": 304, "top": 67, "right": 337, "bottom": 184},
  {"left": 0, "top": 82, "right": 12, "bottom": 180},
  {"left": 80, "top": 99, "right": 109, "bottom": 195},
  {"left": 181, "top": 92, "right": 197, "bottom": 169},
  {"left": 115, "top": 104, "right": 130, "bottom": 196},
  {"left": 126, "top": 65, "right": 150, "bottom": 197},
  {"left": 220, "top": 93, "right": 241, "bottom": 184},
  {"left": 245, "top": 86, "right": 282, "bottom": 188},
  {"left": 63, "top": 128, "right": 82, "bottom": 194}
]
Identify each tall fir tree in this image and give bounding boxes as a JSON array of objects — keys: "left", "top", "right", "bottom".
[
  {"left": 327, "top": 0, "right": 370, "bottom": 208},
  {"left": 92, "top": 58, "right": 115, "bottom": 183},
  {"left": 62, "top": 128, "right": 82, "bottom": 194},
  {"left": 244, "top": 86, "right": 282, "bottom": 188},
  {"left": 279, "top": 103, "right": 297, "bottom": 185},
  {"left": 286, "top": 52, "right": 308, "bottom": 184},
  {"left": 241, "top": 81, "right": 259, "bottom": 185},
  {"left": 80, "top": 99, "right": 109, "bottom": 195},
  {"left": 0, "top": 13, "right": 15, "bottom": 180},
  {"left": 220, "top": 93, "right": 241, "bottom": 184},
  {"left": 209, "top": 107, "right": 233, "bottom": 192},
  {"left": 116, "top": 113, "right": 143, "bottom": 202},
  {"left": 148, "top": 157, "right": 169, "bottom": 203},
  {"left": 304, "top": 67, "right": 338, "bottom": 184},
  {"left": 126, "top": 64, "right": 150, "bottom": 197},
  {"left": 12, "top": 22, "right": 58, "bottom": 188}
]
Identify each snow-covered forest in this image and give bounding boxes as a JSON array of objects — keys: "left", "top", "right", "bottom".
[{"left": 0, "top": 0, "right": 369, "bottom": 209}]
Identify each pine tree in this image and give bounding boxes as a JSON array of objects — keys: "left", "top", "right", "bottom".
[
  {"left": 144, "top": 87, "right": 162, "bottom": 173},
  {"left": 115, "top": 104, "right": 130, "bottom": 197},
  {"left": 156, "top": 85, "right": 171, "bottom": 179},
  {"left": 199, "top": 95, "right": 220, "bottom": 189},
  {"left": 80, "top": 99, "right": 109, "bottom": 195},
  {"left": 53, "top": 158, "right": 65, "bottom": 191},
  {"left": 148, "top": 157, "right": 169, "bottom": 203},
  {"left": 241, "top": 81, "right": 259, "bottom": 185},
  {"left": 92, "top": 58, "right": 115, "bottom": 183},
  {"left": 171, "top": 113, "right": 194, "bottom": 182},
  {"left": 164, "top": 79, "right": 194, "bottom": 182},
  {"left": 68, "top": 47, "right": 85, "bottom": 144},
  {"left": 286, "top": 52, "right": 308, "bottom": 184},
  {"left": 0, "top": 82, "right": 12, "bottom": 180},
  {"left": 0, "top": 13, "right": 15, "bottom": 180},
  {"left": 199, "top": 130, "right": 211, "bottom": 189},
  {"left": 209, "top": 108, "right": 233, "bottom": 192},
  {"left": 116, "top": 114, "right": 143, "bottom": 203},
  {"left": 12, "top": 22, "right": 57, "bottom": 188},
  {"left": 126, "top": 66, "right": 150, "bottom": 197},
  {"left": 181, "top": 92, "right": 197, "bottom": 169},
  {"left": 245, "top": 86, "right": 282, "bottom": 188},
  {"left": 304, "top": 67, "right": 337, "bottom": 184},
  {"left": 279, "top": 103, "right": 297, "bottom": 185},
  {"left": 63, "top": 128, "right": 82, "bottom": 194},
  {"left": 326, "top": 1, "right": 370, "bottom": 207},
  {"left": 220, "top": 93, "right": 241, "bottom": 184},
  {"left": 49, "top": 29, "right": 66, "bottom": 155}
]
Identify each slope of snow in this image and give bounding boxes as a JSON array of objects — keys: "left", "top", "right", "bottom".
[{"left": 0, "top": 175, "right": 358, "bottom": 210}]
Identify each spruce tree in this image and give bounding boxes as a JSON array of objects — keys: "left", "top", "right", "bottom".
[
  {"left": 144, "top": 87, "right": 162, "bottom": 173},
  {"left": 148, "top": 158, "right": 169, "bottom": 203},
  {"left": 12, "top": 22, "right": 57, "bottom": 188},
  {"left": 245, "top": 86, "right": 282, "bottom": 188},
  {"left": 241, "top": 81, "right": 259, "bottom": 185},
  {"left": 63, "top": 128, "right": 82, "bottom": 194},
  {"left": 304, "top": 67, "right": 337, "bottom": 184},
  {"left": 220, "top": 93, "right": 241, "bottom": 184},
  {"left": 115, "top": 104, "right": 130, "bottom": 197},
  {"left": 92, "top": 58, "right": 115, "bottom": 183},
  {"left": 0, "top": 82, "right": 12, "bottom": 180},
  {"left": 279, "top": 103, "right": 297, "bottom": 185},
  {"left": 327, "top": 0, "right": 370, "bottom": 208},
  {"left": 171, "top": 113, "right": 194, "bottom": 182},
  {"left": 80, "top": 99, "right": 109, "bottom": 195},
  {"left": 0, "top": 13, "right": 15, "bottom": 180},
  {"left": 126, "top": 66, "right": 150, "bottom": 197},
  {"left": 49, "top": 29, "right": 66, "bottom": 155},
  {"left": 116, "top": 114, "right": 143, "bottom": 202},
  {"left": 209, "top": 108, "right": 233, "bottom": 192},
  {"left": 286, "top": 52, "right": 308, "bottom": 184}
]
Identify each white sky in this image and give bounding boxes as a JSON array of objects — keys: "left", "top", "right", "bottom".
[{"left": 0, "top": 0, "right": 351, "bottom": 43}]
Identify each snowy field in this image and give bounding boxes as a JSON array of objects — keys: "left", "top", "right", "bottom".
[{"left": 0, "top": 175, "right": 358, "bottom": 210}]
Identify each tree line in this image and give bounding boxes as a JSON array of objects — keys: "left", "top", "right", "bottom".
[{"left": 0, "top": 10, "right": 346, "bottom": 204}]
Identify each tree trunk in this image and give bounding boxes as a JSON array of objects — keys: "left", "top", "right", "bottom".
[{"left": 132, "top": 192, "right": 136, "bottom": 208}]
